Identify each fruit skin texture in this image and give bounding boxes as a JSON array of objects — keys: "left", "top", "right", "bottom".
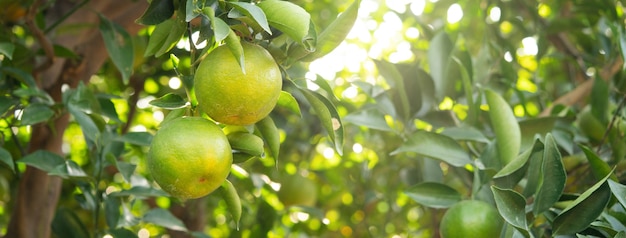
[
  {"left": 439, "top": 200, "right": 504, "bottom": 238},
  {"left": 148, "top": 117, "right": 233, "bottom": 199},
  {"left": 195, "top": 42, "right": 282, "bottom": 125},
  {"left": 277, "top": 174, "right": 318, "bottom": 207}
]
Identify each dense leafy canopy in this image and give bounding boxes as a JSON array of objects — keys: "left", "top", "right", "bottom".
[{"left": 1, "top": 0, "right": 626, "bottom": 237}]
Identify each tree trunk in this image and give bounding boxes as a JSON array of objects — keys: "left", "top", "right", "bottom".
[{"left": 5, "top": 1, "right": 146, "bottom": 237}]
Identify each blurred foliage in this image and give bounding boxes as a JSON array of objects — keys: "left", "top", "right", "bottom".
[{"left": 2, "top": 0, "right": 626, "bottom": 237}]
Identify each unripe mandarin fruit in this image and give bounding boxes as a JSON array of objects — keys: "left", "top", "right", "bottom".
[
  {"left": 148, "top": 117, "right": 232, "bottom": 199},
  {"left": 195, "top": 42, "right": 282, "bottom": 125},
  {"left": 440, "top": 200, "right": 504, "bottom": 238}
]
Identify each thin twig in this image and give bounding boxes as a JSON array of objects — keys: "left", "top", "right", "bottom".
[
  {"left": 596, "top": 94, "right": 626, "bottom": 153},
  {"left": 25, "top": 0, "right": 55, "bottom": 76},
  {"left": 44, "top": 0, "right": 90, "bottom": 34}
]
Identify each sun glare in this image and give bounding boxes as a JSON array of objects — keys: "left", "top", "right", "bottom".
[{"left": 447, "top": 4, "right": 463, "bottom": 24}]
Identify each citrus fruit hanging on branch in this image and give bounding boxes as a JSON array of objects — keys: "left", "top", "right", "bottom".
[
  {"left": 195, "top": 41, "right": 282, "bottom": 126},
  {"left": 148, "top": 117, "right": 233, "bottom": 199},
  {"left": 439, "top": 200, "right": 504, "bottom": 238}
]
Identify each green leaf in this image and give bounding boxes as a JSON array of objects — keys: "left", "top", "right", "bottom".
[
  {"left": 20, "top": 103, "right": 54, "bottom": 125},
  {"left": 117, "top": 161, "right": 136, "bottom": 183},
  {"left": 533, "top": 133, "right": 566, "bottom": 215},
  {"left": 491, "top": 186, "right": 528, "bottom": 230},
  {"left": 440, "top": 126, "right": 489, "bottom": 143},
  {"left": 104, "top": 196, "right": 121, "bottom": 229},
  {"left": 136, "top": 0, "right": 174, "bottom": 25},
  {"left": 110, "top": 186, "right": 169, "bottom": 198},
  {"left": 149, "top": 93, "right": 188, "bottom": 109},
  {"left": 143, "top": 208, "right": 188, "bottom": 231},
  {"left": 493, "top": 140, "right": 535, "bottom": 178},
  {"left": 116, "top": 132, "right": 153, "bottom": 147},
  {"left": 257, "top": 0, "right": 310, "bottom": 44},
  {"left": 519, "top": 117, "right": 557, "bottom": 151},
  {"left": 609, "top": 179, "right": 626, "bottom": 211},
  {"left": 0, "top": 148, "right": 14, "bottom": 173},
  {"left": 219, "top": 179, "right": 242, "bottom": 229},
  {"left": 48, "top": 160, "right": 91, "bottom": 181},
  {"left": 405, "top": 182, "right": 462, "bottom": 208},
  {"left": 224, "top": 32, "right": 245, "bottom": 74},
  {"left": 580, "top": 145, "right": 617, "bottom": 181},
  {"left": 255, "top": 116, "right": 280, "bottom": 160},
  {"left": 185, "top": 0, "right": 200, "bottom": 22},
  {"left": 0, "top": 42, "right": 15, "bottom": 60},
  {"left": 0, "top": 96, "right": 15, "bottom": 116},
  {"left": 19, "top": 150, "right": 65, "bottom": 174},
  {"left": 202, "top": 7, "right": 230, "bottom": 42},
  {"left": 51, "top": 207, "right": 90, "bottom": 238},
  {"left": 427, "top": 32, "right": 455, "bottom": 99},
  {"left": 391, "top": 130, "right": 472, "bottom": 167},
  {"left": 297, "top": 86, "right": 344, "bottom": 155},
  {"left": 590, "top": 77, "right": 609, "bottom": 124},
  {"left": 374, "top": 60, "right": 410, "bottom": 120},
  {"left": 300, "top": 0, "right": 360, "bottom": 61},
  {"left": 485, "top": 89, "right": 521, "bottom": 166},
  {"left": 277, "top": 91, "right": 301, "bottom": 117},
  {"left": 68, "top": 106, "right": 100, "bottom": 143},
  {"left": 229, "top": 2, "right": 271, "bottom": 34},
  {"left": 553, "top": 171, "right": 612, "bottom": 235},
  {"left": 99, "top": 14, "right": 134, "bottom": 84},
  {"left": 343, "top": 108, "right": 392, "bottom": 132},
  {"left": 145, "top": 18, "right": 186, "bottom": 57},
  {"left": 2, "top": 67, "right": 37, "bottom": 88}
]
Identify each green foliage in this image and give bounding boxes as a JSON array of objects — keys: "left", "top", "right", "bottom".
[{"left": 3, "top": 0, "right": 626, "bottom": 237}]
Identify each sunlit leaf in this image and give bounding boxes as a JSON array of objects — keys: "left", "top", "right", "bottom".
[
  {"left": 608, "top": 180, "right": 626, "bottom": 210},
  {"left": 533, "top": 133, "right": 566, "bottom": 215},
  {"left": 99, "top": 14, "right": 134, "bottom": 84},
  {"left": 553, "top": 171, "right": 612, "bottom": 235},
  {"left": 136, "top": 0, "right": 174, "bottom": 25},
  {"left": 374, "top": 60, "right": 410, "bottom": 120},
  {"left": 405, "top": 182, "right": 462, "bottom": 208},
  {"left": 68, "top": 106, "right": 100, "bottom": 143},
  {"left": 300, "top": 0, "right": 360, "bottom": 61},
  {"left": 493, "top": 140, "right": 534, "bottom": 178},
  {"left": 229, "top": 2, "right": 271, "bottom": 34},
  {"left": 149, "top": 93, "right": 187, "bottom": 109},
  {"left": 117, "top": 162, "right": 136, "bottom": 183},
  {"left": 219, "top": 179, "right": 242, "bottom": 229},
  {"left": 117, "top": 132, "right": 153, "bottom": 147},
  {"left": 486, "top": 89, "right": 521, "bottom": 166},
  {"left": 491, "top": 186, "right": 528, "bottom": 230},
  {"left": 428, "top": 32, "right": 455, "bottom": 100},
  {"left": 296, "top": 86, "right": 344, "bottom": 155},
  {"left": 277, "top": 91, "right": 301, "bottom": 117},
  {"left": 143, "top": 208, "right": 188, "bottom": 231},
  {"left": 255, "top": 116, "right": 280, "bottom": 160},
  {"left": 145, "top": 18, "right": 186, "bottom": 57},
  {"left": 343, "top": 108, "right": 392, "bottom": 131},
  {"left": 257, "top": 0, "right": 310, "bottom": 44},
  {"left": 225, "top": 30, "right": 245, "bottom": 73},
  {"left": 391, "top": 130, "right": 471, "bottom": 167}
]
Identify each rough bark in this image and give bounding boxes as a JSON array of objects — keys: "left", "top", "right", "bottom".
[{"left": 5, "top": 1, "right": 147, "bottom": 237}]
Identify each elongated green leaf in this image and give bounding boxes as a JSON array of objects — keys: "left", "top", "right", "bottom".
[
  {"left": 591, "top": 77, "right": 609, "bottom": 124},
  {"left": 136, "top": 0, "right": 174, "bottom": 25},
  {"left": 485, "top": 89, "right": 521, "bottom": 166},
  {"left": 202, "top": 8, "right": 230, "bottom": 43},
  {"left": 0, "top": 42, "right": 15, "bottom": 60},
  {"left": 494, "top": 141, "right": 534, "bottom": 178},
  {"left": 522, "top": 140, "right": 545, "bottom": 197},
  {"left": 48, "top": 160, "right": 91, "bottom": 181},
  {"left": 109, "top": 228, "right": 138, "bottom": 238},
  {"left": 225, "top": 32, "right": 245, "bottom": 74},
  {"left": 297, "top": 86, "right": 344, "bottom": 155},
  {"left": 343, "top": 108, "right": 392, "bottom": 132},
  {"left": 440, "top": 126, "right": 489, "bottom": 143},
  {"left": 519, "top": 117, "right": 558, "bottom": 151},
  {"left": 255, "top": 116, "right": 280, "bottom": 160},
  {"left": 609, "top": 180, "right": 626, "bottom": 210},
  {"left": 405, "top": 182, "right": 461, "bottom": 208},
  {"left": 143, "top": 208, "right": 188, "bottom": 231},
  {"left": 2, "top": 67, "right": 37, "bottom": 88},
  {"left": 553, "top": 172, "right": 612, "bottom": 235},
  {"left": 580, "top": 145, "right": 617, "bottom": 181},
  {"left": 99, "top": 14, "right": 134, "bottom": 84},
  {"left": 20, "top": 104, "right": 54, "bottom": 125},
  {"left": 145, "top": 19, "right": 186, "bottom": 57},
  {"left": 19, "top": 150, "right": 65, "bottom": 173},
  {"left": 374, "top": 60, "right": 410, "bottom": 120},
  {"left": 391, "top": 130, "right": 471, "bottom": 167},
  {"left": 229, "top": 2, "right": 271, "bottom": 34},
  {"left": 116, "top": 162, "right": 136, "bottom": 183},
  {"left": 219, "top": 179, "right": 242, "bottom": 229},
  {"left": 533, "top": 133, "right": 566, "bottom": 215},
  {"left": 68, "top": 106, "right": 100, "bottom": 143},
  {"left": 428, "top": 32, "right": 455, "bottom": 99},
  {"left": 0, "top": 148, "right": 14, "bottom": 173},
  {"left": 257, "top": 0, "right": 310, "bottom": 44},
  {"left": 110, "top": 186, "right": 169, "bottom": 198},
  {"left": 149, "top": 93, "right": 187, "bottom": 109},
  {"left": 300, "top": 0, "right": 360, "bottom": 61},
  {"left": 117, "top": 132, "right": 153, "bottom": 147},
  {"left": 491, "top": 186, "right": 528, "bottom": 230},
  {"left": 277, "top": 91, "right": 301, "bottom": 117}
]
